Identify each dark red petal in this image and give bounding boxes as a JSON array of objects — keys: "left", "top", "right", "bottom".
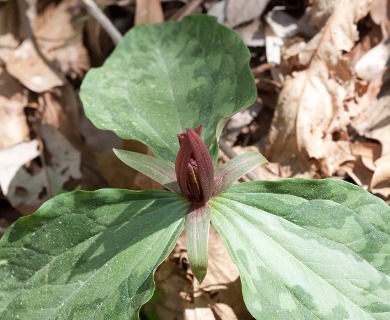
[
  {"left": 175, "top": 137, "right": 192, "bottom": 196},
  {"left": 186, "top": 129, "right": 214, "bottom": 203},
  {"left": 193, "top": 124, "right": 203, "bottom": 135},
  {"left": 177, "top": 124, "right": 203, "bottom": 147}
]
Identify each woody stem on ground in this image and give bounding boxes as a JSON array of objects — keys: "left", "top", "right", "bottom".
[{"left": 81, "top": 0, "right": 123, "bottom": 45}]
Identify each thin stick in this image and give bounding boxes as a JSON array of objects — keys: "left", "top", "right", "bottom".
[
  {"left": 81, "top": 0, "right": 123, "bottom": 44},
  {"left": 169, "top": 0, "right": 203, "bottom": 21}
]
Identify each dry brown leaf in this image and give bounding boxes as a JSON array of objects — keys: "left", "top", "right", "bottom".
[
  {"left": 265, "top": 66, "right": 355, "bottom": 176},
  {"left": 0, "top": 68, "right": 29, "bottom": 148},
  {"left": 0, "top": 1, "right": 19, "bottom": 63},
  {"left": 354, "top": 41, "right": 390, "bottom": 81},
  {"left": 300, "top": 0, "right": 371, "bottom": 68},
  {"left": 309, "top": 0, "right": 370, "bottom": 29},
  {"left": 184, "top": 294, "right": 216, "bottom": 320},
  {"left": 154, "top": 228, "right": 252, "bottom": 320},
  {"left": 38, "top": 84, "right": 82, "bottom": 142},
  {"left": 135, "top": 0, "right": 164, "bottom": 25},
  {"left": 4, "top": 0, "right": 89, "bottom": 91},
  {"left": 225, "top": 0, "right": 269, "bottom": 28},
  {"left": 352, "top": 141, "right": 381, "bottom": 171},
  {"left": 265, "top": 0, "right": 373, "bottom": 177},
  {"left": 369, "top": 0, "right": 390, "bottom": 36},
  {"left": 0, "top": 140, "right": 40, "bottom": 195},
  {"left": 353, "top": 77, "right": 390, "bottom": 156},
  {"left": 371, "top": 155, "right": 390, "bottom": 200},
  {"left": 6, "top": 39, "right": 64, "bottom": 92},
  {"left": 32, "top": 0, "right": 90, "bottom": 79},
  {"left": 6, "top": 125, "right": 81, "bottom": 214},
  {"left": 342, "top": 141, "right": 381, "bottom": 187},
  {"left": 371, "top": 155, "right": 390, "bottom": 188}
]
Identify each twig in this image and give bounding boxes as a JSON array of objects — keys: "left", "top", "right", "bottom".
[
  {"left": 81, "top": 0, "right": 123, "bottom": 45},
  {"left": 219, "top": 139, "right": 260, "bottom": 181},
  {"left": 169, "top": 0, "right": 203, "bottom": 21}
]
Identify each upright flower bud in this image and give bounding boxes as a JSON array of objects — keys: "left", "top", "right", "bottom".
[{"left": 175, "top": 125, "right": 214, "bottom": 205}]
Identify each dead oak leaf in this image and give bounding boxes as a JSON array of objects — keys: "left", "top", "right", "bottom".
[
  {"left": 32, "top": 0, "right": 90, "bottom": 79},
  {"left": 6, "top": 39, "right": 64, "bottom": 93},
  {"left": 0, "top": 67, "right": 29, "bottom": 148},
  {"left": 300, "top": 0, "right": 371, "bottom": 68},
  {"left": 265, "top": 67, "right": 354, "bottom": 176},
  {"left": 0, "top": 1, "right": 19, "bottom": 63},
  {"left": 371, "top": 155, "right": 390, "bottom": 200},
  {"left": 0, "top": 140, "right": 40, "bottom": 195},
  {"left": 6, "top": 125, "right": 81, "bottom": 214},
  {"left": 154, "top": 227, "right": 252, "bottom": 320},
  {"left": 353, "top": 77, "right": 390, "bottom": 156}
]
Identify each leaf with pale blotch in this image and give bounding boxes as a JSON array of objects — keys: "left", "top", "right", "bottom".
[
  {"left": 211, "top": 178, "right": 390, "bottom": 319},
  {"left": 80, "top": 15, "right": 256, "bottom": 163},
  {"left": 0, "top": 189, "right": 187, "bottom": 319}
]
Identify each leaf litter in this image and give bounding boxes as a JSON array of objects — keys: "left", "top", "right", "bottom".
[{"left": 1, "top": 0, "right": 390, "bottom": 319}]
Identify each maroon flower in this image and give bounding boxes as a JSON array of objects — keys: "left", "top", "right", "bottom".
[
  {"left": 116, "top": 124, "right": 266, "bottom": 283},
  {"left": 175, "top": 124, "right": 214, "bottom": 205}
]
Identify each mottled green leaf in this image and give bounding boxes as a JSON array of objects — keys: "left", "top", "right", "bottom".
[
  {"left": 80, "top": 15, "right": 256, "bottom": 162},
  {"left": 0, "top": 189, "right": 187, "bottom": 320},
  {"left": 211, "top": 179, "right": 390, "bottom": 320}
]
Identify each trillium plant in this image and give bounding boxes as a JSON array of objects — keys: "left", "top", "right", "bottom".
[{"left": 1, "top": 15, "right": 390, "bottom": 320}]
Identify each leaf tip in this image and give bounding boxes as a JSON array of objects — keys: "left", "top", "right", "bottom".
[{"left": 192, "top": 266, "right": 207, "bottom": 284}]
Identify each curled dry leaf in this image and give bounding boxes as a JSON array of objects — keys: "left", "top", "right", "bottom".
[
  {"left": 0, "top": 68, "right": 29, "bottom": 148},
  {"left": 343, "top": 141, "right": 381, "bottom": 188},
  {"left": 371, "top": 155, "right": 390, "bottom": 189},
  {"left": 354, "top": 41, "right": 390, "bottom": 81},
  {"left": 369, "top": 0, "right": 390, "bottom": 36},
  {"left": 6, "top": 39, "right": 64, "bottom": 93},
  {"left": 265, "top": 67, "right": 354, "bottom": 176},
  {"left": 31, "top": 0, "right": 90, "bottom": 79},
  {"left": 353, "top": 78, "right": 390, "bottom": 156},
  {"left": 300, "top": 0, "right": 371, "bottom": 68},
  {"left": 4, "top": 0, "right": 89, "bottom": 92},
  {"left": 309, "top": 0, "right": 370, "bottom": 29},
  {"left": 0, "top": 140, "right": 40, "bottom": 196},
  {"left": 370, "top": 155, "right": 390, "bottom": 201},
  {"left": 6, "top": 125, "right": 81, "bottom": 214},
  {"left": 265, "top": 0, "right": 371, "bottom": 177}
]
